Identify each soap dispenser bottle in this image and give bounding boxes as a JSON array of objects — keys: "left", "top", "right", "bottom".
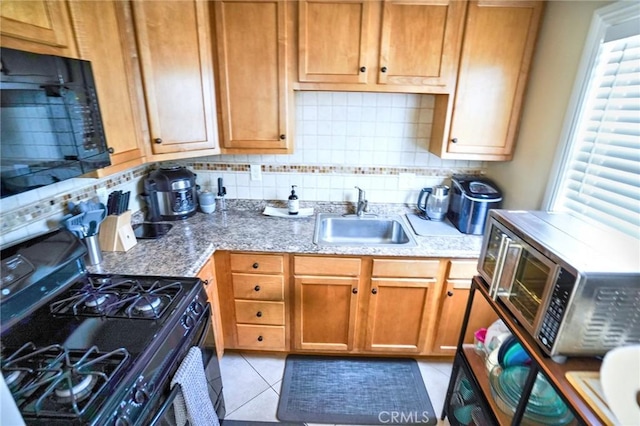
[{"left": 288, "top": 185, "right": 299, "bottom": 215}]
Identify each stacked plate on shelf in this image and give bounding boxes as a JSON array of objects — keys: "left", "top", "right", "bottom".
[{"left": 489, "top": 365, "right": 574, "bottom": 425}]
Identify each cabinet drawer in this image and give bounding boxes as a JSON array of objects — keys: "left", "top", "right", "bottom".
[
  {"left": 294, "top": 256, "right": 361, "bottom": 276},
  {"left": 235, "top": 300, "right": 285, "bottom": 325},
  {"left": 232, "top": 273, "right": 284, "bottom": 300},
  {"left": 372, "top": 259, "right": 440, "bottom": 278},
  {"left": 230, "top": 253, "right": 284, "bottom": 274},
  {"left": 236, "top": 324, "right": 286, "bottom": 350},
  {"left": 448, "top": 260, "right": 478, "bottom": 280}
]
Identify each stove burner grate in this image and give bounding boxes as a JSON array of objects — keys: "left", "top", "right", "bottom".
[
  {"left": 0, "top": 342, "right": 129, "bottom": 419},
  {"left": 49, "top": 276, "right": 183, "bottom": 319}
]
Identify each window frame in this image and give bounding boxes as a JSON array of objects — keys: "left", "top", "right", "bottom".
[{"left": 542, "top": 1, "right": 640, "bottom": 222}]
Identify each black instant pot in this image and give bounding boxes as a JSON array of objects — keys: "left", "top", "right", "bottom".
[{"left": 143, "top": 165, "right": 197, "bottom": 221}]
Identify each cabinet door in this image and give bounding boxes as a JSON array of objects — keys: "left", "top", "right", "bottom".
[
  {"left": 198, "top": 257, "right": 225, "bottom": 360},
  {"left": 443, "top": 0, "right": 543, "bottom": 160},
  {"left": 378, "top": 0, "right": 466, "bottom": 90},
  {"left": 431, "top": 261, "right": 497, "bottom": 355},
  {"left": 132, "top": 0, "right": 219, "bottom": 155},
  {"left": 298, "top": 0, "right": 371, "bottom": 84},
  {"left": 0, "top": 0, "right": 77, "bottom": 57},
  {"left": 213, "top": 0, "right": 290, "bottom": 152},
  {"left": 294, "top": 276, "right": 359, "bottom": 352},
  {"left": 364, "top": 278, "right": 434, "bottom": 353},
  {"left": 68, "top": 1, "right": 144, "bottom": 176}
]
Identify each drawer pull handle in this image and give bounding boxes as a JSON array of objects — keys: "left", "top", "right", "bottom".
[
  {"left": 252, "top": 262, "right": 259, "bottom": 269},
  {"left": 352, "top": 288, "right": 358, "bottom": 294},
  {"left": 254, "top": 285, "right": 261, "bottom": 292},
  {"left": 447, "top": 291, "right": 454, "bottom": 297},
  {"left": 257, "top": 336, "right": 263, "bottom": 342},
  {"left": 371, "top": 288, "right": 378, "bottom": 295},
  {"left": 256, "top": 311, "right": 263, "bottom": 318}
]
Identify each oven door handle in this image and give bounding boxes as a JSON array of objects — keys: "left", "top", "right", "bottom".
[{"left": 149, "top": 384, "right": 181, "bottom": 426}]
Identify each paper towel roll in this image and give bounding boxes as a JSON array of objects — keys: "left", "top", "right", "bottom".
[{"left": 600, "top": 345, "right": 640, "bottom": 425}]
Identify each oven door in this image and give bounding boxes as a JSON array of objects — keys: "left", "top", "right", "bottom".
[
  {"left": 491, "top": 230, "right": 560, "bottom": 337},
  {"left": 147, "top": 303, "right": 225, "bottom": 426}
]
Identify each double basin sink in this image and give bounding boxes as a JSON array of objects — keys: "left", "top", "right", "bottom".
[{"left": 313, "top": 213, "right": 417, "bottom": 247}]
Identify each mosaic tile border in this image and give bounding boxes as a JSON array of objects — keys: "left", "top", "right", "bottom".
[
  {"left": 0, "top": 164, "right": 153, "bottom": 233},
  {"left": 186, "top": 162, "right": 483, "bottom": 177}
]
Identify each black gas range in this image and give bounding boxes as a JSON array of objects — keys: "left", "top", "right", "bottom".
[{"left": 0, "top": 229, "right": 225, "bottom": 425}]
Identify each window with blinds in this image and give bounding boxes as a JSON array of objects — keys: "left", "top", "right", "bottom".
[{"left": 547, "top": 4, "right": 640, "bottom": 238}]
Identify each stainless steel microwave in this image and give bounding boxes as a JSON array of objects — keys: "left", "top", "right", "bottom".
[{"left": 478, "top": 210, "right": 640, "bottom": 359}]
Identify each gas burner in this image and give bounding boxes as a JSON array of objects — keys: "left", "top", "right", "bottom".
[
  {"left": 1, "top": 343, "right": 129, "bottom": 419},
  {"left": 84, "top": 294, "right": 108, "bottom": 309},
  {"left": 4, "top": 369, "right": 25, "bottom": 390},
  {"left": 54, "top": 374, "right": 95, "bottom": 402},
  {"left": 132, "top": 295, "right": 162, "bottom": 314}
]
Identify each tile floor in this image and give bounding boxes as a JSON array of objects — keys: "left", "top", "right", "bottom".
[{"left": 219, "top": 351, "right": 452, "bottom": 425}]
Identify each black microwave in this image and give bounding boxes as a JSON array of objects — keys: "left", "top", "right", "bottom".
[{"left": 0, "top": 47, "right": 111, "bottom": 198}]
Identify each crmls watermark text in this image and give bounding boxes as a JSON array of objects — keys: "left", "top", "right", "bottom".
[{"left": 378, "top": 411, "right": 432, "bottom": 424}]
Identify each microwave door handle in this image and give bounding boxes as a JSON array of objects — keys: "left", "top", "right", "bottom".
[
  {"left": 490, "top": 235, "right": 510, "bottom": 299},
  {"left": 502, "top": 242, "right": 523, "bottom": 295}
]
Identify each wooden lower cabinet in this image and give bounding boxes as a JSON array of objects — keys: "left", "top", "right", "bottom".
[
  {"left": 293, "top": 275, "right": 359, "bottom": 351},
  {"left": 217, "top": 252, "right": 493, "bottom": 357},
  {"left": 364, "top": 278, "right": 434, "bottom": 353},
  {"left": 197, "top": 256, "right": 225, "bottom": 360},
  {"left": 431, "top": 260, "right": 498, "bottom": 355},
  {"left": 216, "top": 251, "right": 290, "bottom": 351}
]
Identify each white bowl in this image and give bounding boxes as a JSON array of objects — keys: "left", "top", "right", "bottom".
[{"left": 200, "top": 204, "right": 216, "bottom": 214}]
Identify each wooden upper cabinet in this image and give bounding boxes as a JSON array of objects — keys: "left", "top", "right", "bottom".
[
  {"left": 0, "top": 0, "right": 77, "bottom": 57},
  {"left": 377, "top": 0, "right": 466, "bottom": 89},
  {"left": 298, "top": 0, "right": 371, "bottom": 84},
  {"left": 430, "top": 0, "right": 544, "bottom": 161},
  {"left": 213, "top": 0, "right": 291, "bottom": 153},
  {"left": 296, "top": 0, "right": 466, "bottom": 92},
  {"left": 132, "top": 0, "right": 219, "bottom": 156},
  {"left": 68, "top": 1, "right": 144, "bottom": 176}
]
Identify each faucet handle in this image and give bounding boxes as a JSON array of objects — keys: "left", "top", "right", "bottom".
[{"left": 355, "top": 186, "right": 365, "bottom": 197}]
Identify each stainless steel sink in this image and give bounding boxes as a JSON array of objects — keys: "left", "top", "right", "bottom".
[{"left": 313, "top": 213, "right": 418, "bottom": 247}]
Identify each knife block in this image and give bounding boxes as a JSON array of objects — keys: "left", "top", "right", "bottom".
[{"left": 98, "top": 210, "right": 137, "bottom": 252}]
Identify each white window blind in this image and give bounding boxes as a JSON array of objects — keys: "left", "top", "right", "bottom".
[{"left": 549, "top": 8, "right": 640, "bottom": 238}]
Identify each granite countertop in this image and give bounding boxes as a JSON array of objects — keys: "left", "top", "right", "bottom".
[{"left": 88, "top": 200, "right": 483, "bottom": 277}]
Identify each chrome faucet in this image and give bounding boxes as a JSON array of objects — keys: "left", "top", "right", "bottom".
[{"left": 355, "top": 186, "right": 368, "bottom": 217}]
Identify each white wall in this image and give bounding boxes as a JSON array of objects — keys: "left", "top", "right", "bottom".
[{"left": 485, "top": 0, "right": 612, "bottom": 209}]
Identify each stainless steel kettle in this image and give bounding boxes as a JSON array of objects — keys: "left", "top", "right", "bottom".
[{"left": 417, "top": 185, "right": 450, "bottom": 221}]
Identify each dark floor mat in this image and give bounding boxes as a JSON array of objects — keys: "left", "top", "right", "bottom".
[{"left": 277, "top": 355, "right": 436, "bottom": 425}]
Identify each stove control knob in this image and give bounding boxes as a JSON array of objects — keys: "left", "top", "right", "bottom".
[
  {"left": 183, "top": 315, "right": 195, "bottom": 329},
  {"left": 191, "top": 301, "right": 203, "bottom": 315},
  {"left": 134, "top": 384, "right": 150, "bottom": 404}
]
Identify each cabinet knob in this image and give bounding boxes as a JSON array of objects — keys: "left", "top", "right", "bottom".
[
  {"left": 279, "top": 134, "right": 286, "bottom": 140},
  {"left": 252, "top": 262, "right": 259, "bottom": 269},
  {"left": 203, "top": 279, "right": 209, "bottom": 286},
  {"left": 257, "top": 336, "right": 263, "bottom": 342},
  {"left": 360, "top": 66, "right": 366, "bottom": 73},
  {"left": 256, "top": 311, "right": 263, "bottom": 318},
  {"left": 254, "top": 285, "right": 261, "bottom": 292},
  {"left": 447, "top": 291, "right": 454, "bottom": 297},
  {"left": 154, "top": 138, "right": 163, "bottom": 144},
  {"left": 371, "top": 288, "right": 378, "bottom": 295},
  {"left": 381, "top": 66, "right": 387, "bottom": 73},
  {"left": 107, "top": 147, "right": 115, "bottom": 154},
  {"left": 352, "top": 288, "right": 358, "bottom": 294},
  {"left": 451, "top": 138, "right": 458, "bottom": 144}
]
